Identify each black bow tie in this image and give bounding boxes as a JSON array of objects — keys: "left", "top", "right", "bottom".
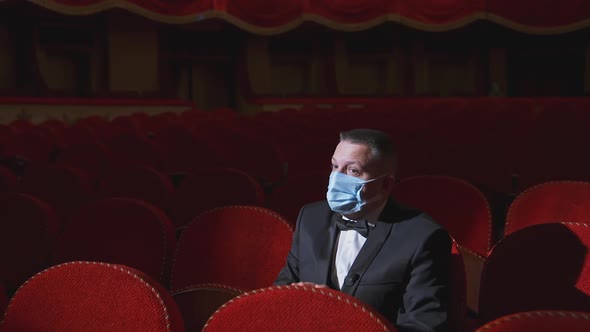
[{"left": 334, "top": 215, "right": 373, "bottom": 238}]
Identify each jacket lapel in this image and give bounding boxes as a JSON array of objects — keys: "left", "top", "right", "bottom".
[
  {"left": 340, "top": 199, "right": 418, "bottom": 296},
  {"left": 314, "top": 210, "right": 339, "bottom": 285}
]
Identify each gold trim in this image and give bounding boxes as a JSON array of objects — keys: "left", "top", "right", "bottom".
[
  {"left": 487, "top": 13, "right": 590, "bottom": 35},
  {"left": 27, "top": 1, "right": 590, "bottom": 35}
]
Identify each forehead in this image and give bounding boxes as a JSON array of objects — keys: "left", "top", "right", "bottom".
[{"left": 332, "top": 141, "right": 373, "bottom": 164}]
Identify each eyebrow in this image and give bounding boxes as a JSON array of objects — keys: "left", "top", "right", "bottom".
[{"left": 331, "top": 157, "right": 364, "bottom": 169}]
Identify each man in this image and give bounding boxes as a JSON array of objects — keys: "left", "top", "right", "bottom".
[{"left": 275, "top": 129, "right": 451, "bottom": 332}]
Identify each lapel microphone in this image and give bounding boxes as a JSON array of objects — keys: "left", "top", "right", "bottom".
[{"left": 344, "top": 273, "right": 360, "bottom": 287}]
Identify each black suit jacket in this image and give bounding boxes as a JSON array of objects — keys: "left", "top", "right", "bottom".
[{"left": 275, "top": 199, "right": 452, "bottom": 332}]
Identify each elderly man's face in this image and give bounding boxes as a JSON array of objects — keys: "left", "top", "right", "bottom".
[{"left": 330, "top": 140, "right": 393, "bottom": 217}]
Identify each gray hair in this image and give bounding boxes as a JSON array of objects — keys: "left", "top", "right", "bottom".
[{"left": 339, "top": 128, "right": 397, "bottom": 174}]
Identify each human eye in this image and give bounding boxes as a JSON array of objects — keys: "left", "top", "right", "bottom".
[{"left": 347, "top": 168, "right": 361, "bottom": 176}]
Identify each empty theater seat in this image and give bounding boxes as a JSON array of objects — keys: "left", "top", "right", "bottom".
[
  {"left": 505, "top": 181, "right": 590, "bottom": 236},
  {"left": 170, "top": 168, "right": 265, "bottom": 229},
  {"left": 478, "top": 222, "right": 590, "bottom": 324},
  {"left": 99, "top": 165, "right": 175, "bottom": 212},
  {"left": 0, "top": 261, "right": 184, "bottom": 332},
  {"left": 18, "top": 165, "right": 93, "bottom": 221},
  {"left": 392, "top": 175, "right": 492, "bottom": 257},
  {"left": 52, "top": 198, "right": 176, "bottom": 283},
  {"left": 202, "top": 285, "right": 396, "bottom": 331},
  {"left": 170, "top": 206, "right": 292, "bottom": 292},
  {"left": 267, "top": 171, "right": 329, "bottom": 225},
  {"left": 476, "top": 311, "right": 590, "bottom": 332}
]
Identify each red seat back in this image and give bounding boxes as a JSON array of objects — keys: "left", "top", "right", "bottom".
[
  {"left": 479, "top": 222, "right": 590, "bottom": 324},
  {"left": 476, "top": 311, "right": 590, "bottom": 332},
  {"left": 153, "top": 126, "right": 223, "bottom": 174},
  {"left": 170, "top": 168, "right": 265, "bottom": 228},
  {"left": 392, "top": 175, "right": 492, "bottom": 257},
  {"left": 56, "top": 141, "right": 113, "bottom": 186},
  {"left": 52, "top": 198, "right": 175, "bottom": 283},
  {"left": 107, "top": 133, "right": 164, "bottom": 170},
  {"left": 0, "top": 261, "right": 184, "bottom": 332},
  {"left": 99, "top": 165, "right": 175, "bottom": 212},
  {"left": 505, "top": 181, "right": 590, "bottom": 236},
  {"left": 171, "top": 206, "right": 292, "bottom": 292},
  {"left": 18, "top": 165, "right": 93, "bottom": 221},
  {"left": 0, "top": 193, "right": 59, "bottom": 291},
  {"left": 267, "top": 171, "right": 329, "bottom": 225},
  {"left": 203, "top": 285, "right": 396, "bottom": 331}
]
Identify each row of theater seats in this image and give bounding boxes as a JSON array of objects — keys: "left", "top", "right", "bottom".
[
  {"left": 0, "top": 102, "right": 587, "bottom": 229},
  {"left": 2, "top": 151, "right": 588, "bottom": 259},
  {"left": 0, "top": 162, "right": 267, "bottom": 227},
  {"left": 1, "top": 251, "right": 589, "bottom": 331},
  {"left": 2, "top": 155, "right": 589, "bottom": 307},
  {"left": 7, "top": 261, "right": 587, "bottom": 331},
  {"left": 2, "top": 98, "right": 590, "bottom": 194},
  {"left": 2, "top": 195, "right": 590, "bottom": 330}
]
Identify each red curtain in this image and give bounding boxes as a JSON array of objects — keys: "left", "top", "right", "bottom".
[
  {"left": 221, "top": 0, "right": 304, "bottom": 28},
  {"left": 30, "top": 0, "right": 590, "bottom": 34},
  {"left": 308, "top": 0, "right": 392, "bottom": 24},
  {"left": 487, "top": 0, "right": 590, "bottom": 31}
]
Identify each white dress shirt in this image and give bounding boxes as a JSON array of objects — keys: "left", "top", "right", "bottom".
[{"left": 334, "top": 201, "right": 386, "bottom": 289}]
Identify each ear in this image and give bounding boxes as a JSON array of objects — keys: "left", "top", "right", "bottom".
[{"left": 382, "top": 174, "right": 396, "bottom": 192}]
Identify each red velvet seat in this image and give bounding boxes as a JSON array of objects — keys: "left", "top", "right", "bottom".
[
  {"left": 18, "top": 165, "right": 93, "bottom": 221},
  {"left": 106, "top": 133, "right": 164, "bottom": 170},
  {"left": 202, "top": 285, "right": 396, "bottom": 331},
  {"left": 99, "top": 165, "right": 175, "bottom": 212},
  {"left": 170, "top": 206, "right": 292, "bottom": 292},
  {"left": 476, "top": 311, "right": 590, "bottom": 332},
  {"left": 172, "top": 284, "right": 242, "bottom": 331},
  {"left": 111, "top": 114, "right": 147, "bottom": 138},
  {"left": 56, "top": 141, "right": 113, "bottom": 186},
  {"left": 516, "top": 102, "right": 589, "bottom": 189},
  {"left": 62, "top": 123, "right": 101, "bottom": 146},
  {"left": 72, "top": 116, "right": 111, "bottom": 141},
  {"left": 52, "top": 198, "right": 175, "bottom": 283},
  {"left": 170, "top": 168, "right": 265, "bottom": 228},
  {"left": 505, "top": 181, "right": 590, "bottom": 236},
  {"left": 267, "top": 171, "right": 329, "bottom": 225},
  {"left": 200, "top": 129, "right": 286, "bottom": 186},
  {"left": 0, "top": 193, "right": 59, "bottom": 292},
  {"left": 153, "top": 125, "right": 223, "bottom": 174},
  {"left": 391, "top": 175, "right": 492, "bottom": 257},
  {"left": 144, "top": 112, "right": 182, "bottom": 134},
  {"left": 0, "top": 261, "right": 184, "bottom": 332},
  {"left": 11, "top": 129, "right": 56, "bottom": 163},
  {"left": 478, "top": 222, "right": 590, "bottom": 324}
]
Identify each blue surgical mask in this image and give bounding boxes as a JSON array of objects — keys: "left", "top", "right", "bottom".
[{"left": 326, "top": 172, "right": 381, "bottom": 215}]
